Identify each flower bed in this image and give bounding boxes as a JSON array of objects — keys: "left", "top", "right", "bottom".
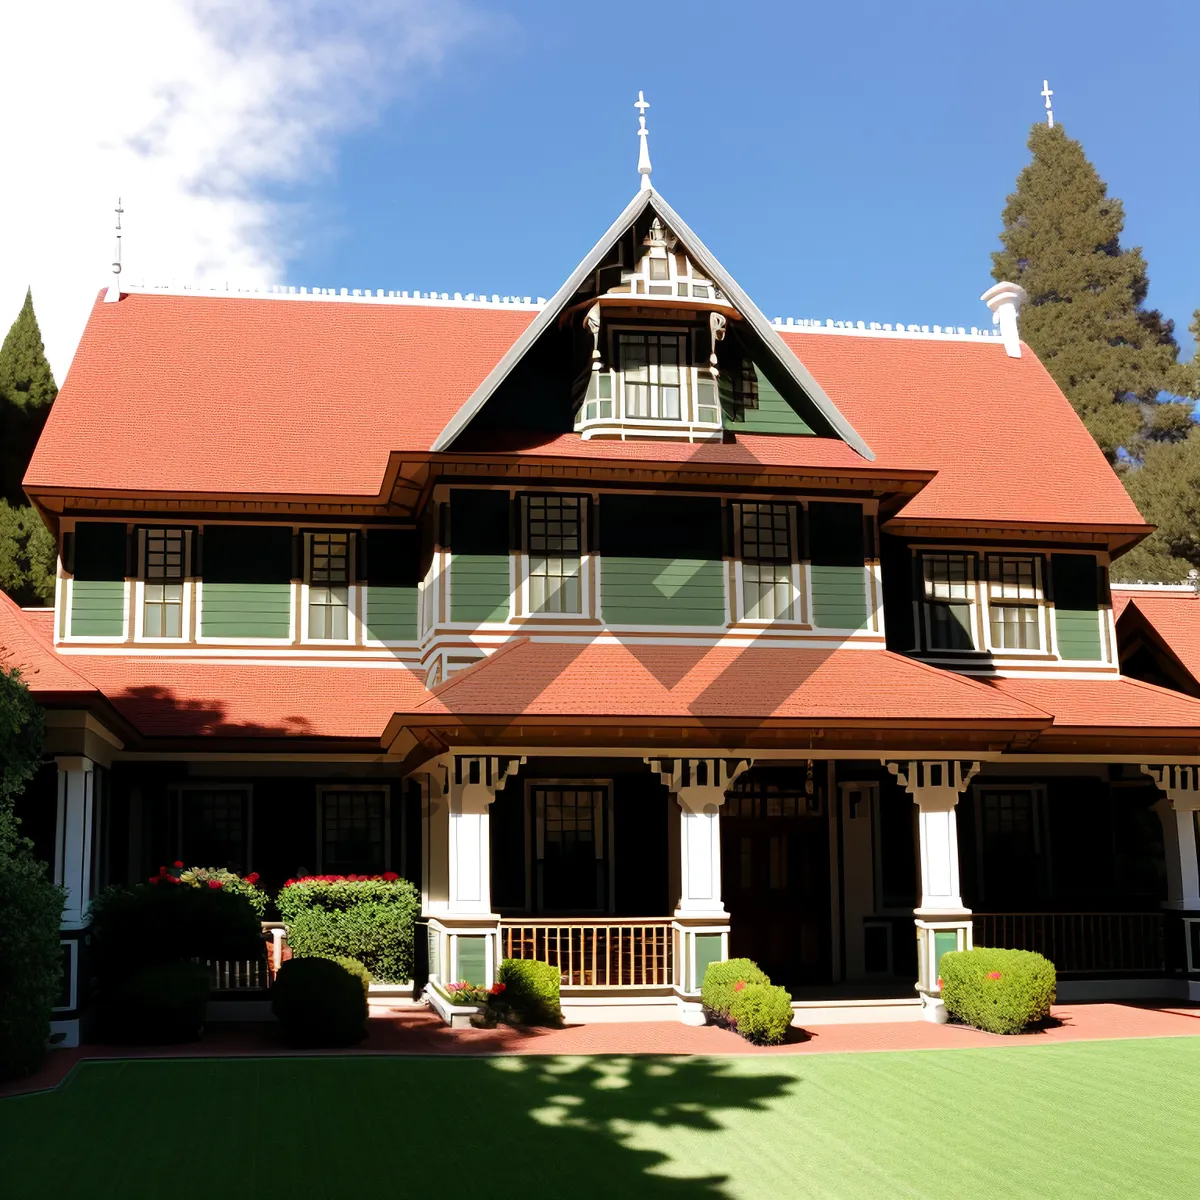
[
  {"left": 276, "top": 874, "right": 419, "bottom": 984},
  {"left": 149, "top": 861, "right": 269, "bottom": 916}
]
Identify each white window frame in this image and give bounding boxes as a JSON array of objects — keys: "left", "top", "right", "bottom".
[
  {"left": 300, "top": 530, "right": 358, "bottom": 645},
  {"left": 316, "top": 785, "right": 392, "bottom": 874},
  {"left": 172, "top": 784, "right": 254, "bottom": 872},
  {"left": 515, "top": 494, "right": 594, "bottom": 620},
  {"left": 982, "top": 554, "right": 1049, "bottom": 654},
  {"left": 918, "top": 551, "right": 979, "bottom": 653},
  {"left": 134, "top": 527, "right": 192, "bottom": 643},
  {"left": 733, "top": 501, "right": 803, "bottom": 624},
  {"left": 617, "top": 330, "right": 687, "bottom": 423}
]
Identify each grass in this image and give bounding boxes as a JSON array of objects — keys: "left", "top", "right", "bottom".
[{"left": 3, "top": 1038, "right": 1200, "bottom": 1198}]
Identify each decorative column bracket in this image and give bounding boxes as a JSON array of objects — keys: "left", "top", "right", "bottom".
[
  {"left": 1142, "top": 764, "right": 1200, "bottom": 918},
  {"left": 647, "top": 757, "right": 750, "bottom": 802},
  {"left": 885, "top": 760, "right": 980, "bottom": 810}
]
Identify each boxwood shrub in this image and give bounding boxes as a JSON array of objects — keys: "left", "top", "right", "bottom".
[
  {"left": 497, "top": 958, "right": 563, "bottom": 1026},
  {"left": 701, "top": 958, "right": 770, "bottom": 1023},
  {"left": 277, "top": 876, "right": 419, "bottom": 984},
  {"left": 99, "top": 961, "right": 211, "bottom": 1044},
  {"left": 271, "top": 956, "right": 368, "bottom": 1047},
  {"left": 0, "top": 848, "right": 66, "bottom": 1079},
  {"left": 941, "top": 946, "right": 1056, "bottom": 1034},
  {"left": 728, "top": 983, "right": 794, "bottom": 1045}
]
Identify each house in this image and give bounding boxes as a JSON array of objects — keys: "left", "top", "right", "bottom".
[{"left": 5, "top": 112, "right": 1200, "bottom": 1046}]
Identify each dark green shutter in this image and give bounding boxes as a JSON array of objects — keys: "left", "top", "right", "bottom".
[
  {"left": 599, "top": 495, "right": 725, "bottom": 626},
  {"left": 808, "top": 503, "right": 868, "bottom": 629},
  {"left": 73, "top": 522, "right": 126, "bottom": 581},
  {"left": 201, "top": 525, "right": 293, "bottom": 638},
  {"left": 364, "top": 529, "right": 419, "bottom": 641},
  {"left": 1052, "top": 554, "right": 1102, "bottom": 661},
  {"left": 70, "top": 522, "right": 127, "bottom": 636},
  {"left": 449, "top": 490, "right": 511, "bottom": 622}
]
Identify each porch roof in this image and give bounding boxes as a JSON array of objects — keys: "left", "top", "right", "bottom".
[
  {"left": 399, "top": 639, "right": 1047, "bottom": 726},
  {"left": 0, "top": 593, "right": 96, "bottom": 697},
  {"left": 985, "top": 674, "right": 1200, "bottom": 732},
  {"left": 1113, "top": 587, "right": 1200, "bottom": 692}
]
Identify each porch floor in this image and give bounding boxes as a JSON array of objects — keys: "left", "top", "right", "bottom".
[{"left": 6, "top": 1000, "right": 1200, "bottom": 1098}]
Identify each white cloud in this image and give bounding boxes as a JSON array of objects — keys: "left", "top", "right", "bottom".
[{"left": 0, "top": 0, "right": 480, "bottom": 381}]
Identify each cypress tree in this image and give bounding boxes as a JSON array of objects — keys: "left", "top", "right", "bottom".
[
  {"left": 0, "top": 288, "right": 58, "bottom": 506},
  {"left": 992, "top": 124, "right": 1190, "bottom": 461}
]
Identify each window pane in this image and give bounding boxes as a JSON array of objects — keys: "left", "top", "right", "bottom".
[
  {"left": 990, "top": 603, "right": 1040, "bottom": 650},
  {"left": 181, "top": 789, "right": 248, "bottom": 872},
  {"left": 527, "top": 497, "right": 583, "bottom": 614},
  {"left": 928, "top": 601, "right": 973, "bottom": 650},
  {"left": 310, "top": 532, "right": 350, "bottom": 585},
  {"left": 309, "top": 584, "right": 349, "bottom": 639},
  {"left": 649, "top": 257, "right": 669, "bottom": 280},
  {"left": 322, "top": 790, "right": 385, "bottom": 874}
]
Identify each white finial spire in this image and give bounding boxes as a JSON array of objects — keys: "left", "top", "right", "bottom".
[
  {"left": 1041, "top": 79, "right": 1054, "bottom": 128},
  {"left": 104, "top": 197, "right": 124, "bottom": 304},
  {"left": 635, "top": 90, "right": 652, "bottom": 191}
]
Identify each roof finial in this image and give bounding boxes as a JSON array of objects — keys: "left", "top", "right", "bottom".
[
  {"left": 105, "top": 197, "right": 124, "bottom": 304},
  {"left": 1041, "top": 79, "right": 1054, "bottom": 128},
  {"left": 635, "top": 91, "right": 652, "bottom": 191}
]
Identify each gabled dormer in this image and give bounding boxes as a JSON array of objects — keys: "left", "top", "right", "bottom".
[{"left": 434, "top": 185, "right": 873, "bottom": 458}]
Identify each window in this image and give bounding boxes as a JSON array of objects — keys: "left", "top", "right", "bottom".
[
  {"left": 987, "top": 555, "right": 1042, "bottom": 650},
  {"left": 526, "top": 496, "right": 582, "bottom": 615},
  {"left": 320, "top": 788, "right": 388, "bottom": 874},
  {"left": 307, "top": 531, "right": 351, "bottom": 640},
  {"left": 177, "top": 787, "right": 251, "bottom": 873},
  {"left": 532, "top": 784, "right": 609, "bottom": 912},
  {"left": 921, "top": 553, "right": 975, "bottom": 651},
  {"left": 580, "top": 371, "right": 614, "bottom": 423},
  {"left": 619, "top": 333, "right": 683, "bottom": 420},
  {"left": 739, "top": 503, "right": 794, "bottom": 620},
  {"left": 142, "top": 528, "right": 186, "bottom": 638}
]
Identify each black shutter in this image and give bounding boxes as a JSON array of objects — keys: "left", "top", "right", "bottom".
[
  {"left": 1051, "top": 554, "right": 1099, "bottom": 612},
  {"left": 62, "top": 531, "right": 75, "bottom": 576},
  {"left": 72, "top": 522, "right": 127, "bottom": 581},
  {"left": 599, "top": 494, "right": 723, "bottom": 560},
  {"left": 449, "top": 489, "right": 510, "bottom": 554},
  {"left": 366, "top": 529, "right": 420, "bottom": 587},
  {"left": 203, "top": 526, "right": 294, "bottom": 584},
  {"left": 808, "top": 502, "right": 865, "bottom": 566}
]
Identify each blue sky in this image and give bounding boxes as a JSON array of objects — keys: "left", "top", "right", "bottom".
[{"left": 284, "top": 0, "right": 1200, "bottom": 358}]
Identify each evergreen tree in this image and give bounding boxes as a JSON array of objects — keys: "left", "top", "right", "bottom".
[
  {"left": 992, "top": 124, "right": 1191, "bottom": 461},
  {"left": 0, "top": 288, "right": 58, "bottom": 506},
  {"left": 0, "top": 501, "right": 56, "bottom": 606}
]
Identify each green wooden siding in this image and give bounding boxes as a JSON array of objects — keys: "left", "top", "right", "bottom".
[
  {"left": 1051, "top": 554, "right": 1103, "bottom": 661},
  {"left": 364, "top": 585, "right": 418, "bottom": 642},
  {"left": 450, "top": 555, "right": 510, "bottom": 623},
  {"left": 456, "top": 936, "right": 487, "bottom": 986},
  {"left": 723, "top": 366, "right": 815, "bottom": 435},
  {"left": 602, "top": 558, "right": 726, "bottom": 626},
  {"left": 70, "top": 580, "right": 124, "bottom": 637},
  {"left": 201, "top": 583, "right": 291, "bottom": 639},
  {"left": 694, "top": 933, "right": 725, "bottom": 990},
  {"left": 810, "top": 565, "right": 868, "bottom": 630}
]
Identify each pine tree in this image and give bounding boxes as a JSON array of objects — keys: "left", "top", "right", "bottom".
[
  {"left": 992, "top": 124, "right": 1191, "bottom": 461},
  {"left": 0, "top": 502, "right": 56, "bottom": 606},
  {"left": 0, "top": 288, "right": 58, "bottom": 506}
]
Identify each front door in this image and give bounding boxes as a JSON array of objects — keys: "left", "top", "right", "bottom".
[
  {"left": 721, "top": 775, "right": 830, "bottom": 987},
  {"left": 532, "top": 785, "right": 610, "bottom": 913}
]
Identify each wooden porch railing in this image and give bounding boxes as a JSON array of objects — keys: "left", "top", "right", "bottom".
[
  {"left": 500, "top": 919, "right": 674, "bottom": 988},
  {"left": 972, "top": 912, "right": 1164, "bottom": 975},
  {"left": 203, "top": 957, "right": 269, "bottom": 991}
]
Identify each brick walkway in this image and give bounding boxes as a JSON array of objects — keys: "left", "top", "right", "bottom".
[{"left": 5, "top": 1000, "right": 1199, "bottom": 1098}]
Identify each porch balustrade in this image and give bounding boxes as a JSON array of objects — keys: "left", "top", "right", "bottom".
[
  {"left": 203, "top": 957, "right": 270, "bottom": 991},
  {"left": 972, "top": 912, "right": 1164, "bottom": 975},
  {"left": 500, "top": 918, "right": 674, "bottom": 988}
]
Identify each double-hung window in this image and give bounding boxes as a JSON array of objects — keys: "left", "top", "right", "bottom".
[
  {"left": 921, "top": 552, "right": 975, "bottom": 651},
  {"left": 740, "top": 503, "right": 794, "bottom": 620},
  {"left": 320, "top": 787, "right": 388, "bottom": 874},
  {"left": 142, "top": 528, "right": 186, "bottom": 638},
  {"left": 308, "top": 532, "right": 351, "bottom": 640},
  {"left": 526, "top": 496, "right": 582, "bottom": 614},
  {"left": 986, "top": 555, "right": 1042, "bottom": 650},
  {"left": 620, "top": 333, "right": 683, "bottom": 421}
]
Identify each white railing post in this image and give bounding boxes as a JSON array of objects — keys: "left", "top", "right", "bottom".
[{"left": 886, "top": 760, "right": 979, "bottom": 1023}]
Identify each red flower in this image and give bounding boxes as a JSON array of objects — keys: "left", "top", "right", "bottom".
[
  {"left": 936, "top": 977, "right": 943, "bottom": 990},
  {"left": 733, "top": 980, "right": 746, "bottom": 992},
  {"left": 208, "top": 879, "right": 224, "bottom": 889},
  {"left": 244, "top": 872, "right": 260, "bottom": 885},
  {"left": 148, "top": 875, "right": 159, "bottom": 884},
  {"left": 489, "top": 982, "right": 506, "bottom": 995},
  {"left": 382, "top": 872, "right": 399, "bottom": 882},
  {"left": 158, "top": 866, "right": 168, "bottom": 875},
  {"left": 173, "top": 860, "right": 184, "bottom": 868},
  {"left": 987, "top": 970, "right": 1003, "bottom": 980}
]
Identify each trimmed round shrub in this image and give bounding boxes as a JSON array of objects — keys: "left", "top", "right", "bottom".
[
  {"left": 99, "top": 961, "right": 210, "bottom": 1044},
  {"left": 701, "top": 958, "right": 770, "bottom": 1022},
  {"left": 271, "top": 956, "right": 368, "bottom": 1047},
  {"left": 941, "top": 947, "right": 1056, "bottom": 1035},
  {"left": 277, "top": 877, "right": 419, "bottom": 984},
  {"left": 327, "top": 956, "right": 372, "bottom": 997},
  {"left": 0, "top": 849, "right": 66, "bottom": 1079},
  {"left": 728, "top": 983, "right": 793, "bottom": 1045},
  {"left": 497, "top": 958, "right": 563, "bottom": 1027}
]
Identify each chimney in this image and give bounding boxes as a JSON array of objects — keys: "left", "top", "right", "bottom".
[{"left": 980, "top": 282, "right": 1028, "bottom": 358}]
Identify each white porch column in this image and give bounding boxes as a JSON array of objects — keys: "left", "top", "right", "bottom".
[
  {"left": 52, "top": 756, "right": 98, "bottom": 1046},
  {"left": 1143, "top": 765, "right": 1200, "bottom": 995},
  {"left": 886, "top": 759, "right": 979, "bottom": 1022},
  {"left": 421, "top": 754, "right": 522, "bottom": 994},
  {"left": 649, "top": 757, "right": 749, "bottom": 1019}
]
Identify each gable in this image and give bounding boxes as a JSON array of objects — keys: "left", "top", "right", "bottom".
[{"left": 432, "top": 189, "right": 872, "bottom": 458}]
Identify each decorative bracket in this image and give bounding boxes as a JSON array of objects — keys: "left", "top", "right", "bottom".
[
  {"left": 1142, "top": 764, "right": 1200, "bottom": 812},
  {"left": 585, "top": 302, "right": 602, "bottom": 372},
  {"left": 885, "top": 760, "right": 980, "bottom": 811},
  {"left": 708, "top": 311, "right": 726, "bottom": 379},
  {"left": 647, "top": 757, "right": 750, "bottom": 801}
]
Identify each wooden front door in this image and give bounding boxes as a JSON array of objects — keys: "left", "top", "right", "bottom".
[{"left": 721, "top": 778, "right": 830, "bottom": 988}]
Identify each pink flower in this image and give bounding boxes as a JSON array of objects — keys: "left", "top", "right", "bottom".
[{"left": 987, "top": 971, "right": 1003, "bottom": 980}]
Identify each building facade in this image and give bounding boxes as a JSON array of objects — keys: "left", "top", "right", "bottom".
[{"left": 6, "top": 179, "right": 1200, "bottom": 1043}]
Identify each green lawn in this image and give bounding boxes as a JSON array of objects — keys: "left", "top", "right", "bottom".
[{"left": 4, "top": 1038, "right": 1200, "bottom": 1198}]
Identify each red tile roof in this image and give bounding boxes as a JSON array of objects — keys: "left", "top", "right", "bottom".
[
  {"left": 25, "top": 292, "right": 1145, "bottom": 534},
  {"left": 986, "top": 674, "right": 1200, "bottom": 730},
  {"left": 410, "top": 639, "right": 1046, "bottom": 724},
  {"left": 0, "top": 594, "right": 94, "bottom": 695},
  {"left": 1112, "top": 587, "right": 1200, "bottom": 687}
]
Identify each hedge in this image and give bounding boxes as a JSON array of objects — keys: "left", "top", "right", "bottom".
[
  {"left": 701, "top": 958, "right": 793, "bottom": 1046},
  {"left": 271, "top": 956, "right": 368, "bottom": 1047},
  {"left": 277, "top": 876, "right": 419, "bottom": 984},
  {"left": 497, "top": 958, "right": 563, "bottom": 1026},
  {"left": 0, "top": 848, "right": 66, "bottom": 1080},
  {"left": 940, "top": 946, "right": 1057, "bottom": 1034},
  {"left": 99, "top": 961, "right": 210, "bottom": 1044}
]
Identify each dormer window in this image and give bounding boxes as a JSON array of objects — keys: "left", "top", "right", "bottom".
[
  {"left": 140, "top": 527, "right": 188, "bottom": 639},
  {"left": 621, "top": 333, "right": 681, "bottom": 420}
]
